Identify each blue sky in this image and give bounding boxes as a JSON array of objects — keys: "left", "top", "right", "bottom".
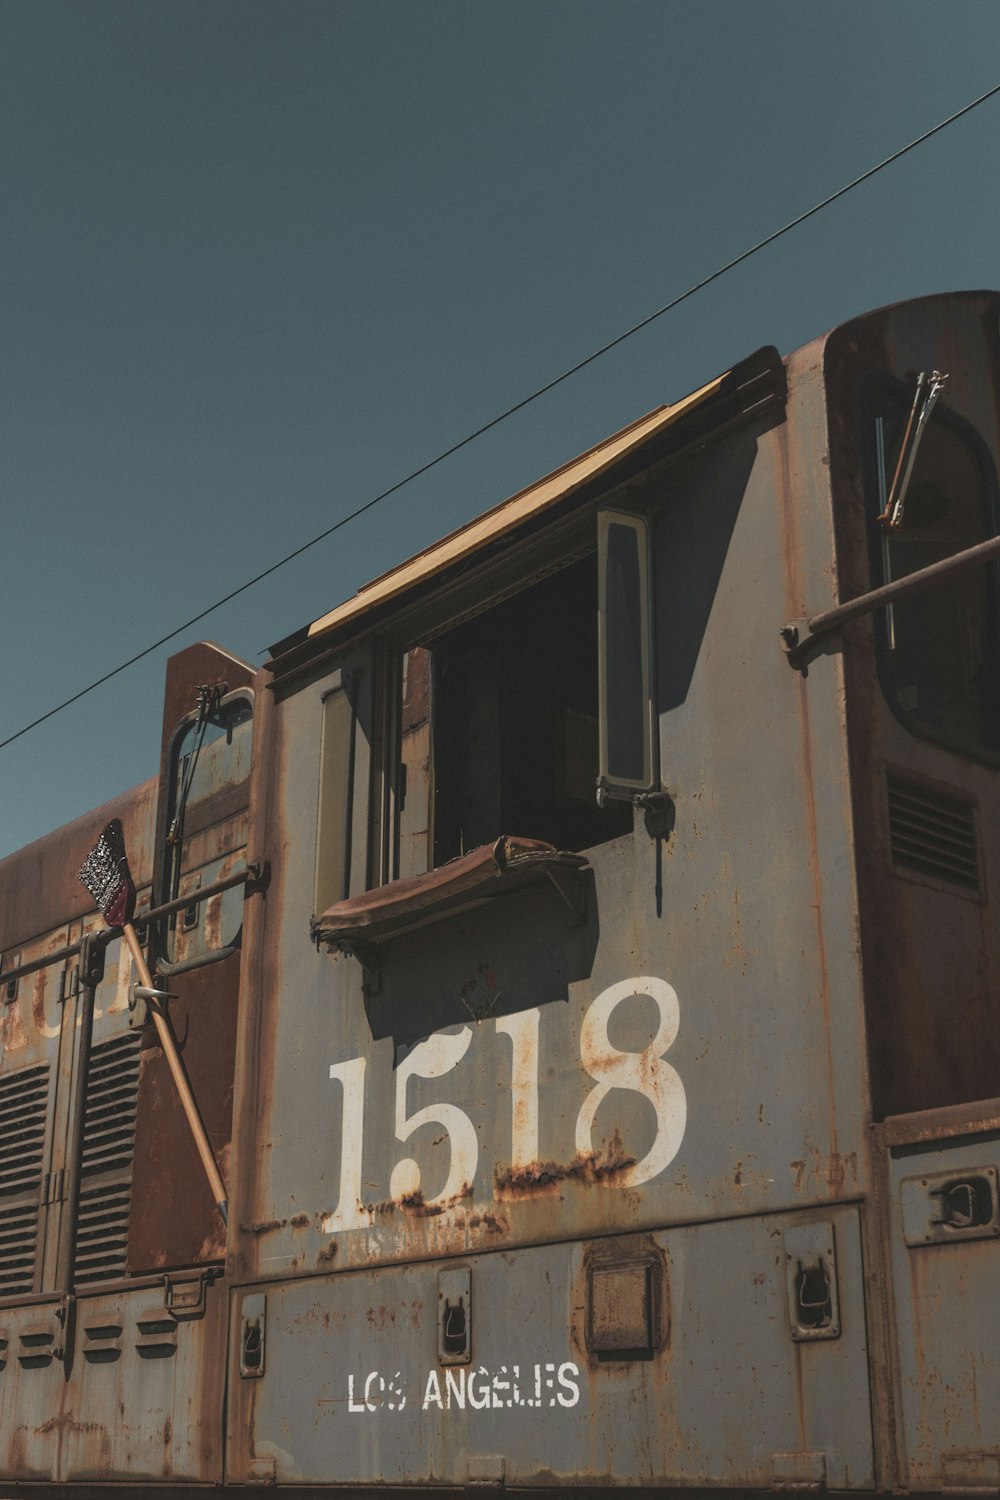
[{"left": 3, "top": 1, "right": 1000, "bottom": 860}]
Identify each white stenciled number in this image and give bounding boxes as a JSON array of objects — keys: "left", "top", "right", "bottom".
[
  {"left": 390, "top": 1027, "right": 478, "bottom": 1208},
  {"left": 576, "top": 976, "right": 686, "bottom": 1187},
  {"left": 322, "top": 1057, "right": 373, "bottom": 1234},
  {"left": 496, "top": 1007, "right": 540, "bottom": 1166}
]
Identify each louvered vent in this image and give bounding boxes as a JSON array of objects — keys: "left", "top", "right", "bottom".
[
  {"left": 0, "top": 1062, "right": 48, "bottom": 1295},
  {"left": 888, "top": 775, "right": 980, "bottom": 891},
  {"left": 0, "top": 1202, "right": 39, "bottom": 1295},
  {"left": 75, "top": 1032, "right": 141, "bottom": 1284},
  {"left": 75, "top": 1182, "right": 134, "bottom": 1285}
]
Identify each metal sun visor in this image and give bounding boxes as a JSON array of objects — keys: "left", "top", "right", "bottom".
[
  {"left": 271, "top": 372, "right": 730, "bottom": 662},
  {"left": 314, "top": 836, "right": 589, "bottom": 950}
]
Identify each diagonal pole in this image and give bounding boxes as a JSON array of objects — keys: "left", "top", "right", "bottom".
[
  {"left": 121, "top": 923, "right": 229, "bottom": 1225},
  {"left": 79, "top": 819, "right": 228, "bottom": 1225}
]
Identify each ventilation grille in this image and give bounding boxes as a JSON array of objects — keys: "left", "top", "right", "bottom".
[
  {"left": 81, "top": 1033, "right": 141, "bottom": 1178},
  {"left": 0, "top": 1063, "right": 48, "bottom": 1296},
  {"left": 0, "top": 1063, "right": 49, "bottom": 1197},
  {"left": 0, "top": 1201, "right": 39, "bottom": 1295},
  {"left": 75, "top": 1182, "right": 133, "bottom": 1285},
  {"left": 74, "top": 1032, "right": 141, "bottom": 1284},
  {"left": 888, "top": 775, "right": 980, "bottom": 891}
]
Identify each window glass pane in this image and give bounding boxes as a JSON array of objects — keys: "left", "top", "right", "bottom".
[
  {"left": 173, "top": 698, "right": 253, "bottom": 814},
  {"left": 396, "top": 648, "right": 433, "bottom": 880},
  {"left": 316, "top": 687, "right": 354, "bottom": 913},
  {"left": 878, "top": 412, "right": 1000, "bottom": 754},
  {"left": 603, "top": 521, "right": 648, "bottom": 784}
]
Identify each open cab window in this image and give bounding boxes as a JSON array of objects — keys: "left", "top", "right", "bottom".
[
  {"left": 300, "top": 347, "right": 785, "bottom": 936},
  {"left": 314, "top": 508, "right": 659, "bottom": 939},
  {"left": 391, "top": 548, "right": 635, "bottom": 885}
]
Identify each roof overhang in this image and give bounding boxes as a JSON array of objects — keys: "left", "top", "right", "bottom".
[{"left": 268, "top": 346, "right": 784, "bottom": 673}]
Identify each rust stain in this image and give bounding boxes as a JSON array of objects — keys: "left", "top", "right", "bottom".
[
  {"left": 398, "top": 1188, "right": 444, "bottom": 1217},
  {"left": 468, "top": 1212, "right": 506, "bottom": 1233},
  {"left": 458, "top": 960, "right": 500, "bottom": 1020},
  {"left": 790, "top": 1146, "right": 858, "bottom": 1195},
  {"left": 239, "top": 1217, "right": 286, "bottom": 1234},
  {"left": 366, "top": 1180, "right": 472, "bottom": 1218},
  {"left": 290, "top": 1213, "right": 310, "bottom": 1228},
  {"left": 204, "top": 894, "right": 223, "bottom": 951},
  {"left": 496, "top": 1129, "right": 636, "bottom": 1196}
]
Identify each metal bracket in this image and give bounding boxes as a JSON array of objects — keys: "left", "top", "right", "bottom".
[
  {"left": 80, "top": 932, "right": 110, "bottom": 989},
  {"left": 337, "top": 939, "right": 382, "bottom": 996},
  {"left": 133, "top": 983, "right": 179, "bottom": 1007},
  {"left": 54, "top": 1293, "right": 76, "bottom": 1364},
  {"left": 130, "top": 981, "right": 177, "bottom": 1030},
  {"left": 164, "top": 1267, "right": 219, "bottom": 1318},
  {"left": 779, "top": 619, "right": 839, "bottom": 672}
]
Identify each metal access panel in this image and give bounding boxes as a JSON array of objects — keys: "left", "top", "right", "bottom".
[
  {"left": 0, "top": 1274, "right": 227, "bottom": 1484},
  {"left": 886, "top": 1131, "right": 1000, "bottom": 1490},
  {"left": 0, "top": 1297, "right": 67, "bottom": 1480},
  {"left": 227, "top": 1205, "right": 873, "bottom": 1489}
]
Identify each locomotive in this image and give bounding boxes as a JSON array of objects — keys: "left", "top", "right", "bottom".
[{"left": 2, "top": 289, "right": 999, "bottom": 1495}]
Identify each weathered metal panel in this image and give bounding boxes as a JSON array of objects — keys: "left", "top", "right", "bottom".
[
  {"left": 825, "top": 292, "right": 1000, "bottom": 1488},
  {"left": 126, "top": 947, "right": 240, "bottom": 1272},
  {"left": 0, "top": 1275, "right": 227, "bottom": 1483},
  {"left": 827, "top": 292, "right": 1000, "bottom": 1120},
  {"left": 0, "top": 1296, "right": 67, "bottom": 1479},
  {"left": 0, "top": 782, "right": 157, "bottom": 956},
  {"left": 227, "top": 1206, "right": 873, "bottom": 1488},
  {"left": 231, "top": 334, "right": 868, "bottom": 1294},
  {"left": 885, "top": 1129, "right": 1000, "bottom": 1489}
]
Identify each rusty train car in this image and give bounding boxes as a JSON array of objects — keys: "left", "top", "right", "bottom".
[{"left": 2, "top": 289, "right": 1000, "bottom": 1496}]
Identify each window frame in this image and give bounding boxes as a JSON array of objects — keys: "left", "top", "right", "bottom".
[
  {"left": 597, "top": 507, "right": 659, "bottom": 804},
  {"left": 354, "top": 508, "right": 650, "bottom": 897},
  {"left": 862, "top": 372, "right": 1000, "bottom": 764}
]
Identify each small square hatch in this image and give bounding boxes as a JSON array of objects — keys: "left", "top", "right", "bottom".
[{"left": 587, "top": 1261, "right": 654, "bottom": 1356}]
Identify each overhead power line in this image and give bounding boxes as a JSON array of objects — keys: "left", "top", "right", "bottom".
[{"left": 3, "top": 79, "right": 1000, "bottom": 755}]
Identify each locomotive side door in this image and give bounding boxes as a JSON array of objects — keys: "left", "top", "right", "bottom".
[{"left": 829, "top": 297, "right": 1000, "bottom": 1493}]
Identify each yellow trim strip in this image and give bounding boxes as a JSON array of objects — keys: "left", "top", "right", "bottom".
[{"left": 307, "top": 372, "right": 727, "bottom": 642}]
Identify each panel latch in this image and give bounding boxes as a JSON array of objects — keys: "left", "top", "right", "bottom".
[
  {"left": 784, "top": 1221, "right": 841, "bottom": 1341},
  {"left": 240, "top": 1293, "right": 267, "bottom": 1379},
  {"left": 438, "top": 1267, "right": 471, "bottom": 1365}
]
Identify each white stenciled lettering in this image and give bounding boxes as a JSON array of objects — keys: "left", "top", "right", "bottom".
[
  {"left": 322, "top": 1057, "right": 373, "bottom": 1234},
  {"left": 466, "top": 1365, "right": 492, "bottom": 1411},
  {"left": 389, "top": 1028, "right": 478, "bottom": 1209},
  {"left": 557, "top": 1361, "right": 580, "bottom": 1407},
  {"left": 357, "top": 1359, "right": 581, "bottom": 1415},
  {"left": 577, "top": 976, "right": 687, "bottom": 1187},
  {"left": 326, "top": 973, "right": 685, "bottom": 1228},
  {"left": 364, "top": 1371, "right": 384, "bottom": 1412},
  {"left": 496, "top": 1008, "right": 540, "bottom": 1167}
]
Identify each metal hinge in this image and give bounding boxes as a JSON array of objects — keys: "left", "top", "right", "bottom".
[{"left": 41, "top": 1169, "right": 65, "bottom": 1206}]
